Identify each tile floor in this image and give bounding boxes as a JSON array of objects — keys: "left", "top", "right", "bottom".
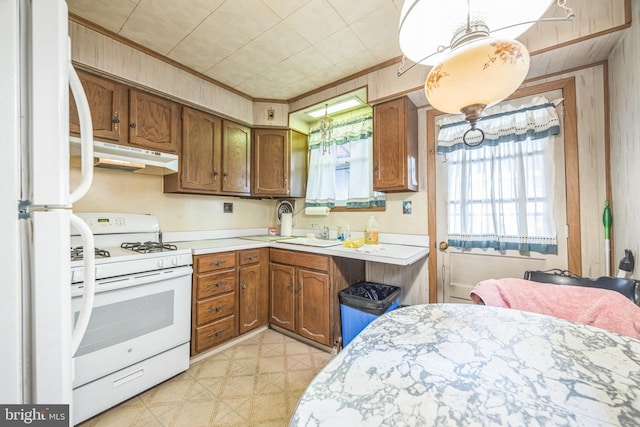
[{"left": 78, "top": 329, "right": 334, "bottom": 427}]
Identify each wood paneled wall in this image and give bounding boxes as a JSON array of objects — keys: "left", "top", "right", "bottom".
[{"left": 608, "top": 0, "right": 640, "bottom": 279}]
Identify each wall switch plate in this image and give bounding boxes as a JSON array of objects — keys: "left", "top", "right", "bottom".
[
  {"left": 267, "top": 109, "right": 275, "bottom": 120},
  {"left": 224, "top": 202, "right": 233, "bottom": 213}
]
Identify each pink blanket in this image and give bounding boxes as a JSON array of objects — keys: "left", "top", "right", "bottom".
[{"left": 470, "top": 278, "right": 640, "bottom": 340}]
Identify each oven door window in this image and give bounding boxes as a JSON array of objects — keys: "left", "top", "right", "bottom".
[{"left": 74, "top": 290, "right": 174, "bottom": 356}]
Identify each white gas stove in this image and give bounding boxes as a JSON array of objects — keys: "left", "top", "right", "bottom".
[
  {"left": 70, "top": 212, "right": 192, "bottom": 284},
  {"left": 70, "top": 213, "right": 193, "bottom": 423}
]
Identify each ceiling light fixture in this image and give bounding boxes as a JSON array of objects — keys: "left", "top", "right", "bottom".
[
  {"left": 318, "top": 104, "right": 334, "bottom": 154},
  {"left": 398, "top": 0, "right": 574, "bottom": 146},
  {"left": 306, "top": 97, "right": 363, "bottom": 118}
]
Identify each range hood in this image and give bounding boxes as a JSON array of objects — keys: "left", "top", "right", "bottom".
[{"left": 70, "top": 137, "right": 179, "bottom": 175}]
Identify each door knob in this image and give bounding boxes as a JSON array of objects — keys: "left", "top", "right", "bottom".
[{"left": 438, "top": 241, "right": 449, "bottom": 250}]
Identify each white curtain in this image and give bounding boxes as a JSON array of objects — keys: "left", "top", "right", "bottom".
[
  {"left": 437, "top": 97, "right": 561, "bottom": 254},
  {"left": 306, "top": 116, "right": 384, "bottom": 208}
]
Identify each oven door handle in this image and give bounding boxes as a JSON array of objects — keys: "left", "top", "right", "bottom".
[{"left": 70, "top": 213, "right": 95, "bottom": 357}]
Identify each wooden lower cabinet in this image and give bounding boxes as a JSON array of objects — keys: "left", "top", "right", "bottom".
[
  {"left": 238, "top": 248, "right": 269, "bottom": 335},
  {"left": 192, "top": 249, "right": 269, "bottom": 356},
  {"left": 269, "top": 249, "right": 365, "bottom": 348}
]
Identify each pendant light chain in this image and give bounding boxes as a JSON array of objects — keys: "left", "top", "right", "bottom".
[{"left": 556, "top": 0, "right": 575, "bottom": 19}]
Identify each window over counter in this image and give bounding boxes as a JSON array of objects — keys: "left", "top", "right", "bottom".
[{"left": 305, "top": 110, "right": 385, "bottom": 209}]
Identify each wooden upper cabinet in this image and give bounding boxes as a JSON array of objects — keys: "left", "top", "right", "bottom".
[
  {"left": 165, "top": 107, "right": 221, "bottom": 193},
  {"left": 70, "top": 70, "right": 127, "bottom": 144},
  {"left": 253, "top": 129, "right": 307, "bottom": 198},
  {"left": 128, "top": 89, "right": 180, "bottom": 154},
  {"left": 373, "top": 97, "right": 418, "bottom": 192},
  {"left": 222, "top": 120, "right": 251, "bottom": 194}
]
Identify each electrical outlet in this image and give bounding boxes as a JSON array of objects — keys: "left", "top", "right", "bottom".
[{"left": 224, "top": 202, "right": 233, "bottom": 213}]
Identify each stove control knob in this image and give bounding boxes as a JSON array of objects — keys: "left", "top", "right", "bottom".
[
  {"left": 157, "top": 259, "right": 165, "bottom": 268},
  {"left": 172, "top": 257, "right": 178, "bottom": 266}
]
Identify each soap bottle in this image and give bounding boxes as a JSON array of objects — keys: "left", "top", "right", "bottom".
[{"left": 365, "top": 216, "right": 379, "bottom": 244}]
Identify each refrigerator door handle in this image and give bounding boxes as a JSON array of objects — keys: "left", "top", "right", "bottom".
[
  {"left": 70, "top": 213, "right": 95, "bottom": 356},
  {"left": 68, "top": 62, "right": 93, "bottom": 204}
]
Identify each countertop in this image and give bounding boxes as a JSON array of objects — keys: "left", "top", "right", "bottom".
[
  {"left": 290, "top": 304, "right": 640, "bottom": 426},
  {"left": 172, "top": 236, "right": 429, "bottom": 266}
]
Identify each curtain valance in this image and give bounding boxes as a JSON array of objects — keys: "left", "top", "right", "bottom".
[
  {"left": 436, "top": 97, "right": 562, "bottom": 153},
  {"left": 309, "top": 116, "right": 372, "bottom": 150}
]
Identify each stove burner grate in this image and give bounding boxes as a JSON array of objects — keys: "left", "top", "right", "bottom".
[
  {"left": 71, "top": 246, "right": 111, "bottom": 261},
  {"left": 121, "top": 241, "right": 178, "bottom": 254}
]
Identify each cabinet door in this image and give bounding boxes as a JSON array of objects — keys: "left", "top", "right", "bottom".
[
  {"left": 297, "top": 268, "right": 331, "bottom": 346},
  {"left": 222, "top": 120, "right": 251, "bottom": 194},
  {"left": 179, "top": 107, "right": 222, "bottom": 192},
  {"left": 373, "top": 97, "right": 418, "bottom": 192},
  {"left": 239, "top": 263, "right": 267, "bottom": 334},
  {"left": 70, "top": 70, "right": 126, "bottom": 143},
  {"left": 269, "top": 263, "right": 296, "bottom": 332},
  {"left": 253, "top": 129, "right": 289, "bottom": 196},
  {"left": 129, "top": 89, "right": 180, "bottom": 154}
]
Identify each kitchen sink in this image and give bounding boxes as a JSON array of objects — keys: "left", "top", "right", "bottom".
[{"left": 279, "top": 237, "right": 343, "bottom": 247}]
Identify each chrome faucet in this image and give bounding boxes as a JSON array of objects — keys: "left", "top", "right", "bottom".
[{"left": 312, "top": 224, "right": 330, "bottom": 239}]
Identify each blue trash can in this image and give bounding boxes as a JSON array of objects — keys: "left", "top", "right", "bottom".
[{"left": 339, "top": 282, "right": 400, "bottom": 347}]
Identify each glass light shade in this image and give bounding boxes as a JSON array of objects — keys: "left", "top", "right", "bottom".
[
  {"left": 425, "top": 37, "right": 530, "bottom": 115},
  {"left": 399, "top": 0, "right": 552, "bottom": 65}
]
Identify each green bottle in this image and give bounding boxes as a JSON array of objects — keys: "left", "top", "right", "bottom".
[{"left": 603, "top": 200, "right": 612, "bottom": 240}]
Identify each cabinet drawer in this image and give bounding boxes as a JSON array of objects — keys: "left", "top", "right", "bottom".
[
  {"left": 196, "top": 270, "right": 236, "bottom": 299},
  {"left": 195, "top": 316, "right": 235, "bottom": 351},
  {"left": 196, "top": 293, "right": 235, "bottom": 326},
  {"left": 239, "top": 248, "right": 264, "bottom": 266},
  {"left": 270, "top": 248, "right": 329, "bottom": 272},
  {"left": 195, "top": 252, "right": 236, "bottom": 273}
]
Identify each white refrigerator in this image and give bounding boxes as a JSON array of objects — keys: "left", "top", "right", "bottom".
[{"left": 0, "top": 0, "right": 96, "bottom": 421}]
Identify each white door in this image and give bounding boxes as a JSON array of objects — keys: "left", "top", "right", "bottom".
[{"left": 435, "top": 90, "right": 569, "bottom": 303}]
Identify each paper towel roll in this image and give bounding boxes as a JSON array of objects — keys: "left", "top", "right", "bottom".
[
  {"left": 280, "top": 213, "right": 292, "bottom": 236},
  {"left": 304, "top": 207, "right": 330, "bottom": 216}
]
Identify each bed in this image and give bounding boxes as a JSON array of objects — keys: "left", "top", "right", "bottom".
[{"left": 290, "top": 303, "right": 640, "bottom": 426}]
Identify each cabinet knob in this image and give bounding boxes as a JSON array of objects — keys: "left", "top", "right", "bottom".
[
  {"left": 207, "top": 329, "right": 225, "bottom": 338},
  {"left": 213, "top": 305, "right": 224, "bottom": 312},
  {"left": 241, "top": 282, "right": 247, "bottom": 290},
  {"left": 129, "top": 122, "right": 137, "bottom": 128},
  {"left": 373, "top": 164, "right": 379, "bottom": 172},
  {"left": 287, "top": 283, "right": 293, "bottom": 291},
  {"left": 246, "top": 255, "right": 256, "bottom": 261},
  {"left": 112, "top": 111, "right": 120, "bottom": 124}
]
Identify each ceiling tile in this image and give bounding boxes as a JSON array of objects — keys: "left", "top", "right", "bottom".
[
  {"left": 284, "top": 46, "right": 333, "bottom": 76},
  {"left": 67, "top": 0, "right": 140, "bottom": 33},
  {"left": 286, "top": 0, "right": 347, "bottom": 44},
  {"left": 260, "top": 0, "right": 310, "bottom": 19},
  {"left": 328, "top": 0, "right": 390, "bottom": 25},
  {"left": 252, "top": 21, "right": 311, "bottom": 61},
  {"left": 204, "top": 55, "right": 257, "bottom": 86},
  {"left": 315, "top": 27, "right": 368, "bottom": 65},
  {"left": 209, "top": 0, "right": 282, "bottom": 42},
  {"left": 119, "top": 0, "right": 212, "bottom": 55},
  {"left": 350, "top": 2, "right": 401, "bottom": 52},
  {"left": 167, "top": 33, "right": 235, "bottom": 73}
]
